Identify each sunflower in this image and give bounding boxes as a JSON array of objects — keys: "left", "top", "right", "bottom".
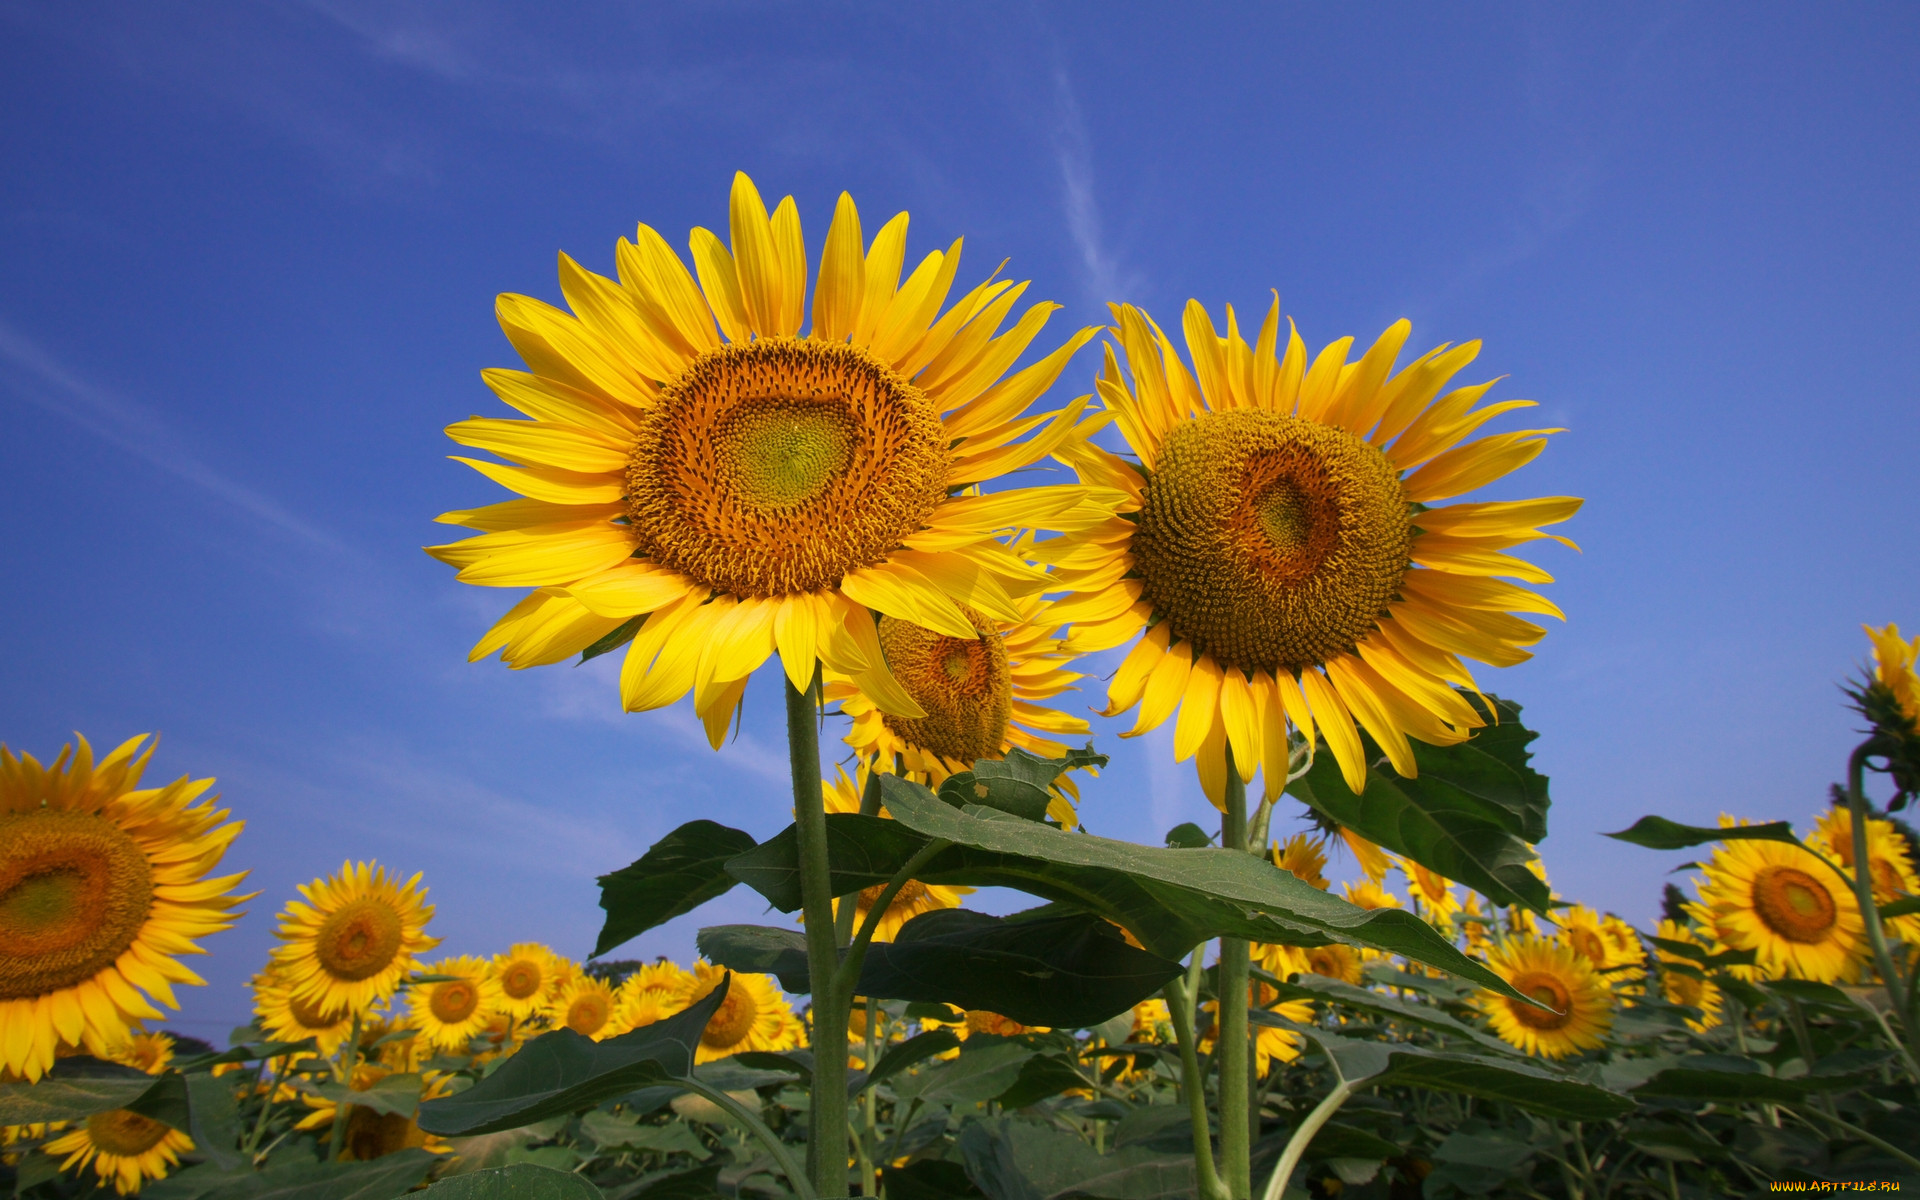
[
  {"left": 1459, "top": 892, "right": 1494, "bottom": 958},
  {"left": 271, "top": 862, "right": 437, "bottom": 1017},
  {"left": 406, "top": 956, "right": 502, "bottom": 1053},
  {"left": 1271, "top": 834, "right": 1329, "bottom": 889},
  {"left": 1692, "top": 837, "right": 1864, "bottom": 983},
  {"left": 1254, "top": 942, "right": 1312, "bottom": 980},
  {"left": 490, "top": 943, "right": 563, "bottom": 1020},
  {"left": 548, "top": 975, "right": 620, "bottom": 1040},
  {"left": 1342, "top": 880, "right": 1400, "bottom": 912},
  {"left": 1044, "top": 300, "right": 1576, "bottom": 802},
  {"left": 426, "top": 172, "right": 1111, "bottom": 743},
  {"left": 1302, "top": 943, "right": 1365, "bottom": 986},
  {"left": 0, "top": 734, "right": 251, "bottom": 1082},
  {"left": 1405, "top": 861, "right": 1460, "bottom": 928},
  {"left": 294, "top": 1063, "right": 452, "bottom": 1160},
  {"left": 1477, "top": 936, "right": 1612, "bottom": 1059},
  {"left": 1653, "top": 919, "right": 1723, "bottom": 1032},
  {"left": 1335, "top": 827, "right": 1392, "bottom": 882},
  {"left": 43, "top": 1109, "right": 193, "bottom": 1195},
  {"left": 252, "top": 966, "right": 355, "bottom": 1056},
  {"left": 1810, "top": 806, "right": 1920, "bottom": 942},
  {"left": 610, "top": 962, "right": 694, "bottom": 1034},
  {"left": 676, "top": 961, "right": 803, "bottom": 1064},
  {"left": 113, "top": 1031, "right": 174, "bottom": 1076},
  {"left": 828, "top": 593, "right": 1092, "bottom": 824},
  {"left": 1201, "top": 988, "right": 1315, "bottom": 1076}
]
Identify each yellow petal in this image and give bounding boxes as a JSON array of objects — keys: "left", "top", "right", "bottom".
[
  {"left": 1411, "top": 536, "right": 1557, "bottom": 584},
  {"left": 699, "top": 675, "right": 751, "bottom": 749},
  {"left": 1173, "top": 652, "right": 1224, "bottom": 761},
  {"left": 427, "top": 522, "right": 636, "bottom": 587},
  {"left": 688, "top": 226, "right": 752, "bottom": 344},
  {"left": 1299, "top": 668, "right": 1366, "bottom": 794},
  {"left": 1404, "top": 430, "right": 1559, "bottom": 504},
  {"left": 1325, "top": 656, "right": 1416, "bottom": 778},
  {"left": 620, "top": 223, "right": 721, "bottom": 354},
  {"left": 769, "top": 194, "right": 807, "bottom": 337},
  {"left": 1294, "top": 336, "right": 1354, "bottom": 423},
  {"left": 434, "top": 498, "right": 622, "bottom": 532},
  {"left": 1218, "top": 667, "right": 1262, "bottom": 783},
  {"left": 728, "top": 172, "right": 783, "bottom": 336},
  {"left": 624, "top": 596, "right": 730, "bottom": 712},
  {"left": 1102, "top": 621, "right": 1171, "bottom": 715},
  {"left": 1400, "top": 569, "right": 1564, "bottom": 620},
  {"left": 839, "top": 560, "right": 976, "bottom": 640},
  {"left": 496, "top": 293, "right": 652, "bottom": 410},
  {"left": 1127, "top": 639, "right": 1193, "bottom": 737},
  {"left": 773, "top": 591, "right": 827, "bottom": 694},
  {"left": 812, "top": 192, "right": 865, "bottom": 342},
  {"left": 619, "top": 592, "right": 709, "bottom": 711},
  {"left": 445, "top": 418, "right": 630, "bottom": 473},
  {"left": 887, "top": 549, "right": 1021, "bottom": 624},
  {"left": 853, "top": 212, "right": 910, "bottom": 347},
  {"left": 564, "top": 560, "right": 702, "bottom": 618},
  {"left": 481, "top": 368, "right": 639, "bottom": 438},
  {"left": 699, "top": 595, "right": 779, "bottom": 687},
  {"left": 449, "top": 457, "right": 626, "bottom": 506}
]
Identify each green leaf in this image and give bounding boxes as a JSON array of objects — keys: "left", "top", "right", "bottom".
[
  {"left": 595, "top": 821, "right": 759, "bottom": 956},
  {"left": 1603, "top": 816, "right": 1799, "bottom": 851},
  {"left": 1881, "top": 896, "right": 1920, "bottom": 919},
  {"left": 1430, "top": 1130, "right": 1536, "bottom": 1171},
  {"left": 1285, "top": 694, "right": 1551, "bottom": 909},
  {"left": 937, "top": 745, "right": 1109, "bottom": 822},
  {"left": 410, "top": 1164, "right": 605, "bottom": 1200},
  {"left": 417, "top": 981, "right": 726, "bottom": 1136},
  {"left": 1163, "top": 823, "right": 1211, "bottom": 849},
  {"left": 1308, "top": 1122, "right": 1404, "bottom": 1163},
  {"left": 293, "top": 1073, "right": 426, "bottom": 1119},
  {"left": 0, "top": 1059, "right": 183, "bottom": 1128},
  {"left": 956, "top": 1117, "right": 1194, "bottom": 1200},
  {"left": 882, "top": 1160, "right": 987, "bottom": 1200},
  {"left": 1630, "top": 1055, "right": 1871, "bottom": 1104},
  {"left": 994, "top": 1054, "right": 1089, "bottom": 1110},
  {"left": 1283, "top": 1024, "right": 1632, "bottom": 1120},
  {"left": 877, "top": 776, "right": 1539, "bottom": 1004},
  {"left": 1252, "top": 970, "right": 1518, "bottom": 1055},
  {"left": 187, "top": 1071, "right": 246, "bottom": 1171},
  {"left": 695, "top": 925, "right": 812, "bottom": 992},
  {"left": 864, "top": 1029, "right": 962, "bottom": 1093},
  {"left": 900, "top": 1041, "right": 1037, "bottom": 1107},
  {"left": 578, "top": 1112, "right": 712, "bottom": 1159},
  {"left": 581, "top": 616, "right": 643, "bottom": 664},
  {"left": 604, "top": 1165, "right": 724, "bottom": 1200},
  {"left": 169, "top": 1151, "right": 440, "bottom": 1200},
  {"left": 175, "top": 1040, "right": 318, "bottom": 1073},
  {"left": 723, "top": 814, "right": 926, "bottom": 911}
]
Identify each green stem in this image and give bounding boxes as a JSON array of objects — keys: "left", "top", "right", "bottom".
[
  {"left": 1846, "top": 744, "right": 1919, "bottom": 1051},
  {"left": 1260, "top": 1078, "right": 1356, "bottom": 1200},
  {"left": 326, "top": 1012, "right": 361, "bottom": 1162},
  {"left": 834, "top": 839, "right": 953, "bottom": 997},
  {"left": 1791, "top": 1103, "right": 1920, "bottom": 1172},
  {"left": 244, "top": 1054, "right": 290, "bottom": 1158},
  {"left": 862, "top": 998, "right": 880, "bottom": 1197},
  {"left": 679, "top": 1077, "right": 816, "bottom": 1199},
  {"left": 787, "top": 669, "right": 846, "bottom": 1199},
  {"left": 1219, "top": 751, "right": 1252, "bottom": 1199},
  {"left": 835, "top": 771, "right": 886, "bottom": 948},
  {"left": 1164, "top": 968, "right": 1229, "bottom": 1200}
]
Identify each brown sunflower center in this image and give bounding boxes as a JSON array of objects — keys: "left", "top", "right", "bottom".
[
  {"left": 1666, "top": 972, "right": 1706, "bottom": 1008},
  {"left": 314, "top": 898, "right": 406, "bottom": 983},
  {"left": 289, "top": 992, "right": 346, "bottom": 1031},
  {"left": 701, "top": 977, "right": 759, "bottom": 1050},
  {"left": 1752, "top": 866, "right": 1839, "bottom": 943},
  {"left": 627, "top": 339, "right": 951, "bottom": 597},
  {"left": 342, "top": 1107, "right": 422, "bottom": 1161},
  {"left": 0, "top": 809, "right": 155, "bottom": 1001},
  {"left": 566, "top": 992, "right": 610, "bottom": 1036},
  {"left": 860, "top": 878, "right": 930, "bottom": 908},
  {"left": 1307, "top": 946, "right": 1352, "bottom": 979},
  {"left": 965, "top": 1010, "right": 1027, "bottom": 1037},
  {"left": 1567, "top": 927, "right": 1607, "bottom": 967},
  {"left": 876, "top": 612, "right": 1012, "bottom": 765},
  {"left": 428, "top": 980, "right": 479, "bottom": 1024},
  {"left": 1131, "top": 408, "right": 1412, "bottom": 674},
  {"left": 1509, "top": 970, "right": 1574, "bottom": 1030},
  {"left": 499, "top": 960, "right": 543, "bottom": 1000},
  {"left": 85, "top": 1109, "right": 169, "bottom": 1157}
]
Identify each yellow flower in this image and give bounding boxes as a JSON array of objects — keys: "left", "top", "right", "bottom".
[
  {"left": 1271, "top": 834, "right": 1329, "bottom": 889},
  {"left": 1128, "top": 998, "right": 1172, "bottom": 1044},
  {"left": 1810, "top": 806, "right": 1920, "bottom": 942},
  {"left": 1653, "top": 919, "right": 1723, "bottom": 1032},
  {"left": 610, "top": 961, "right": 694, "bottom": 1034},
  {"left": 1865, "top": 623, "right": 1920, "bottom": 731},
  {"left": 1046, "top": 300, "right": 1576, "bottom": 802},
  {"left": 1336, "top": 828, "right": 1392, "bottom": 882},
  {"left": 427, "top": 172, "right": 1109, "bottom": 744},
  {"left": 829, "top": 594, "right": 1092, "bottom": 825},
  {"left": 1201, "top": 987, "right": 1315, "bottom": 1075},
  {"left": 0, "top": 734, "right": 250, "bottom": 1082},
  {"left": 490, "top": 943, "right": 563, "bottom": 1020},
  {"left": 1555, "top": 905, "right": 1645, "bottom": 993},
  {"left": 1477, "top": 936, "right": 1612, "bottom": 1059},
  {"left": 1692, "top": 837, "right": 1864, "bottom": 983},
  {"left": 252, "top": 966, "right": 355, "bottom": 1056},
  {"left": 294, "top": 1063, "right": 452, "bottom": 1160},
  {"left": 1342, "top": 880, "right": 1400, "bottom": 912},
  {"left": 547, "top": 975, "right": 620, "bottom": 1040},
  {"left": 1255, "top": 942, "right": 1312, "bottom": 980},
  {"left": 43, "top": 1109, "right": 193, "bottom": 1195},
  {"left": 1405, "top": 861, "right": 1460, "bottom": 928},
  {"left": 270, "top": 861, "right": 438, "bottom": 1017},
  {"left": 676, "top": 962, "right": 802, "bottom": 1064},
  {"left": 1459, "top": 892, "right": 1494, "bottom": 957},
  {"left": 112, "top": 1032, "right": 174, "bottom": 1076},
  {"left": 406, "top": 956, "right": 502, "bottom": 1053},
  {"left": 1302, "top": 943, "right": 1365, "bottom": 986}
]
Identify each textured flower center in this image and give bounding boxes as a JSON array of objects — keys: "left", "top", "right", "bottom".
[
  {"left": 965, "top": 1010, "right": 1026, "bottom": 1037},
  {"left": 1667, "top": 972, "right": 1706, "bottom": 1008},
  {"left": 1752, "top": 866, "right": 1838, "bottom": 943},
  {"left": 499, "top": 960, "right": 543, "bottom": 1000},
  {"left": 289, "top": 992, "right": 346, "bottom": 1030},
  {"left": 1509, "top": 971, "right": 1574, "bottom": 1030},
  {"left": 1567, "top": 927, "right": 1607, "bottom": 967},
  {"left": 566, "top": 993, "right": 611, "bottom": 1037},
  {"left": 860, "top": 878, "right": 930, "bottom": 909},
  {"left": 1132, "top": 409, "right": 1413, "bottom": 674},
  {"left": 343, "top": 1108, "right": 418, "bottom": 1161},
  {"left": 428, "top": 980, "right": 478, "bottom": 1024},
  {"left": 876, "top": 612, "right": 1012, "bottom": 765},
  {"left": 0, "top": 810, "right": 154, "bottom": 1001},
  {"left": 86, "top": 1109, "right": 169, "bottom": 1157},
  {"left": 701, "top": 978, "right": 758, "bottom": 1050},
  {"left": 315, "top": 898, "right": 406, "bottom": 982},
  {"left": 1306, "top": 946, "right": 1353, "bottom": 980},
  {"left": 627, "top": 339, "right": 951, "bottom": 597}
]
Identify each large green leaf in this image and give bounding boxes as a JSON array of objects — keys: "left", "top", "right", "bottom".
[
  {"left": 1604, "top": 816, "right": 1799, "bottom": 851},
  {"left": 878, "top": 777, "right": 1537, "bottom": 1004},
  {"left": 187, "top": 1071, "right": 246, "bottom": 1171},
  {"left": 1285, "top": 694, "right": 1551, "bottom": 909},
  {"left": 409, "top": 1164, "right": 604, "bottom": 1200},
  {"left": 1629, "top": 1055, "right": 1870, "bottom": 1105},
  {"left": 694, "top": 925, "right": 812, "bottom": 992},
  {"left": 866, "top": 1029, "right": 963, "bottom": 1092},
  {"left": 723, "top": 813, "right": 927, "bottom": 909},
  {"left": 151, "top": 1151, "right": 440, "bottom": 1200},
  {"left": 899, "top": 1041, "right": 1037, "bottom": 1107},
  {"left": 1254, "top": 969, "right": 1518, "bottom": 1055},
  {"left": 956, "top": 1117, "right": 1194, "bottom": 1200},
  {"left": 595, "top": 821, "right": 760, "bottom": 956},
  {"left": 417, "top": 982, "right": 726, "bottom": 1136},
  {"left": 0, "top": 1058, "right": 189, "bottom": 1131}
]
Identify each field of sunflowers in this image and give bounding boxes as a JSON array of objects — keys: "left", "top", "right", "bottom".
[{"left": 6, "top": 173, "right": 1920, "bottom": 1200}]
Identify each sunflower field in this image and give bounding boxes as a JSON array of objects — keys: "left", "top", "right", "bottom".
[{"left": 6, "top": 173, "right": 1920, "bottom": 1200}]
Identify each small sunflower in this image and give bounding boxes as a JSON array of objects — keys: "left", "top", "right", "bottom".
[
  {"left": 1046, "top": 300, "right": 1576, "bottom": 802},
  {"left": 1555, "top": 905, "right": 1645, "bottom": 992},
  {"left": 1810, "top": 806, "right": 1920, "bottom": 942},
  {"left": 611, "top": 962, "right": 694, "bottom": 1034},
  {"left": 294, "top": 1063, "right": 452, "bottom": 1160},
  {"left": 1271, "top": 834, "right": 1329, "bottom": 889},
  {"left": 1459, "top": 892, "right": 1494, "bottom": 958},
  {"left": 490, "top": 943, "right": 563, "bottom": 1020},
  {"left": 0, "top": 734, "right": 250, "bottom": 1082},
  {"left": 1856, "top": 624, "right": 1920, "bottom": 802},
  {"left": 1303, "top": 943, "right": 1365, "bottom": 986},
  {"left": 271, "top": 862, "right": 438, "bottom": 1017},
  {"left": 43, "top": 1109, "right": 193, "bottom": 1195},
  {"left": 828, "top": 594, "right": 1092, "bottom": 824},
  {"left": 1254, "top": 942, "right": 1312, "bottom": 980},
  {"left": 252, "top": 966, "right": 354, "bottom": 1056},
  {"left": 1342, "top": 880, "right": 1400, "bottom": 912},
  {"left": 676, "top": 962, "right": 802, "bottom": 1064},
  {"left": 1405, "top": 861, "right": 1460, "bottom": 928},
  {"left": 1692, "top": 837, "right": 1864, "bottom": 983},
  {"left": 1201, "top": 989, "right": 1315, "bottom": 1076},
  {"left": 427, "top": 172, "right": 1111, "bottom": 742},
  {"left": 1653, "top": 919, "right": 1723, "bottom": 1032},
  {"left": 407, "top": 956, "right": 502, "bottom": 1052},
  {"left": 1477, "top": 936, "right": 1612, "bottom": 1059},
  {"left": 548, "top": 975, "right": 620, "bottom": 1040},
  {"left": 112, "top": 1031, "right": 174, "bottom": 1076}
]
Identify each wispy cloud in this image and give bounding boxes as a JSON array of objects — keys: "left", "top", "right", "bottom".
[
  {"left": 533, "top": 654, "right": 790, "bottom": 784},
  {"left": 1051, "top": 69, "right": 1141, "bottom": 310},
  {"left": 0, "top": 317, "right": 349, "bottom": 553}
]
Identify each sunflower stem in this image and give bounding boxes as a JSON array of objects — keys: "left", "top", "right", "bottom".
[
  {"left": 326, "top": 1011, "right": 361, "bottom": 1162},
  {"left": 1847, "top": 742, "right": 1920, "bottom": 1054},
  {"left": 678, "top": 1076, "right": 815, "bottom": 1199},
  {"left": 836, "top": 838, "right": 953, "bottom": 996},
  {"left": 1219, "top": 752, "right": 1253, "bottom": 1199},
  {"left": 1164, "top": 965, "right": 1230, "bottom": 1200},
  {"left": 787, "top": 667, "right": 847, "bottom": 1199},
  {"left": 835, "top": 770, "right": 888, "bottom": 949},
  {"left": 1260, "top": 1077, "right": 1356, "bottom": 1200}
]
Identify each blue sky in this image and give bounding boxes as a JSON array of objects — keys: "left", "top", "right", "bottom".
[{"left": 3, "top": 2, "right": 1915, "bottom": 1040}]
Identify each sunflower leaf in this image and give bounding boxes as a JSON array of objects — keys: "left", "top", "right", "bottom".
[
  {"left": 1251, "top": 969, "right": 1519, "bottom": 1055},
  {"left": 579, "top": 616, "right": 643, "bottom": 664},
  {"left": 936, "top": 745, "right": 1110, "bottom": 823},
  {"left": 1881, "top": 896, "right": 1920, "bottom": 919},
  {"left": 0, "top": 1059, "right": 184, "bottom": 1129},
  {"left": 724, "top": 814, "right": 927, "bottom": 911},
  {"left": 695, "top": 924, "right": 813, "bottom": 993},
  {"left": 1603, "top": 816, "right": 1800, "bottom": 851},
  {"left": 594, "top": 821, "right": 759, "bottom": 957},
  {"left": 402, "top": 1163, "right": 606, "bottom": 1200}
]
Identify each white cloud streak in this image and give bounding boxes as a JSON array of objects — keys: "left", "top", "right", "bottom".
[{"left": 1051, "top": 68, "right": 1140, "bottom": 310}]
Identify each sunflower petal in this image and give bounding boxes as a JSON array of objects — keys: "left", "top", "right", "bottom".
[
  {"left": 563, "top": 561, "right": 703, "bottom": 618},
  {"left": 1127, "top": 638, "right": 1193, "bottom": 737},
  {"left": 1299, "top": 668, "right": 1366, "bottom": 794},
  {"left": 813, "top": 193, "right": 866, "bottom": 342},
  {"left": 1173, "top": 652, "right": 1224, "bottom": 762}
]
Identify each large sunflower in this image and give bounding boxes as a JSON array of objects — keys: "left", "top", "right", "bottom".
[
  {"left": 676, "top": 961, "right": 803, "bottom": 1064},
  {"left": 426, "top": 172, "right": 1112, "bottom": 740},
  {"left": 1477, "top": 936, "right": 1612, "bottom": 1059},
  {"left": 0, "top": 735, "right": 250, "bottom": 1082},
  {"left": 271, "top": 862, "right": 438, "bottom": 1017},
  {"left": 1692, "top": 837, "right": 1864, "bottom": 983},
  {"left": 828, "top": 593, "right": 1092, "bottom": 823},
  {"left": 490, "top": 942, "right": 563, "bottom": 1021},
  {"left": 43, "top": 1109, "right": 193, "bottom": 1195},
  {"left": 252, "top": 966, "right": 354, "bottom": 1056},
  {"left": 1044, "top": 300, "right": 1577, "bottom": 800},
  {"left": 1810, "top": 806, "right": 1920, "bottom": 942},
  {"left": 406, "top": 956, "right": 502, "bottom": 1052}
]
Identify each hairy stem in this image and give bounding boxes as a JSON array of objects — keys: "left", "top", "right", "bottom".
[
  {"left": 326, "top": 1012, "right": 361, "bottom": 1163},
  {"left": 1261, "top": 1079, "right": 1356, "bottom": 1200},
  {"left": 1164, "top": 968, "right": 1230, "bottom": 1200},
  {"left": 1219, "top": 752, "right": 1252, "bottom": 1198},
  {"left": 788, "top": 669, "right": 846, "bottom": 1198},
  {"left": 680, "top": 1077, "right": 816, "bottom": 1199}
]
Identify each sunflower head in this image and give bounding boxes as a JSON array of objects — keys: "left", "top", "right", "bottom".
[
  {"left": 1304, "top": 942, "right": 1365, "bottom": 986},
  {"left": 251, "top": 966, "right": 355, "bottom": 1055},
  {"left": 44, "top": 1108, "right": 194, "bottom": 1195},
  {"left": 0, "top": 734, "right": 249, "bottom": 1082},
  {"left": 1342, "top": 880, "right": 1400, "bottom": 912},
  {"left": 677, "top": 961, "right": 799, "bottom": 1063},
  {"left": 549, "top": 976, "right": 619, "bottom": 1041},
  {"left": 1851, "top": 624, "right": 1920, "bottom": 805},
  {"left": 1478, "top": 936, "right": 1613, "bottom": 1059},
  {"left": 1271, "top": 834, "right": 1329, "bottom": 889},
  {"left": 1653, "top": 919, "right": 1724, "bottom": 1032},
  {"left": 1692, "top": 837, "right": 1864, "bottom": 983},
  {"left": 271, "top": 861, "right": 437, "bottom": 1018},
  {"left": 490, "top": 943, "right": 563, "bottom": 1019},
  {"left": 408, "top": 956, "right": 503, "bottom": 1053}
]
